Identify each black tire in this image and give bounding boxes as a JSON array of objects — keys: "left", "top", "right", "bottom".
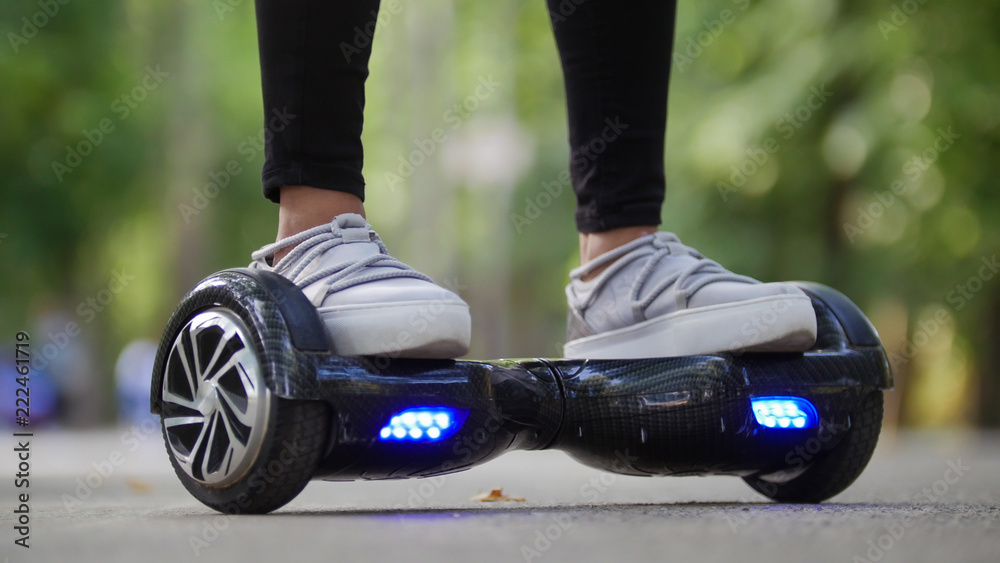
[
  {"left": 162, "top": 398, "right": 327, "bottom": 514},
  {"left": 743, "top": 391, "right": 883, "bottom": 503},
  {"left": 157, "top": 298, "right": 328, "bottom": 514}
]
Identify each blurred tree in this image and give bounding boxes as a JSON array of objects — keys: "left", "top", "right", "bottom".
[{"left": 1, "top": 0, "right": 997, "bottom": 426}]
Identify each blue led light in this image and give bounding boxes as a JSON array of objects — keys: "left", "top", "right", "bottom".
[
  {"left": 750, "top": 396, "right": 818, "bottom": 429},
  {"left": 378, "top": 407, "right": 469, "bottom": 442}
]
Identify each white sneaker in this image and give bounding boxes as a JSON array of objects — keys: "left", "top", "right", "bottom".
[
  {"left": 564, "top": 232, "right": 817, "bottom": 359},
  {"left": 250, "top": 213, "right": 471, "bottom": 358}
]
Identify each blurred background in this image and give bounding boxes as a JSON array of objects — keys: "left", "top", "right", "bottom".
[{"left": 0, "top": 0, "right": 997, "bottom": 430}]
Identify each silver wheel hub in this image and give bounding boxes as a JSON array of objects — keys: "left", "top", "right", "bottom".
[{"left": 161, "top": 308, "right": 271, "bottom": 487}]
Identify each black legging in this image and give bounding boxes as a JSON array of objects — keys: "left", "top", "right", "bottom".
[{"left": 254, "top": 0, "right": 676, "bottom": 233}]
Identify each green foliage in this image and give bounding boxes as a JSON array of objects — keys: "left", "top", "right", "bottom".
[{"left": 1, "top": 0, "right": 997, "bottom": 425}]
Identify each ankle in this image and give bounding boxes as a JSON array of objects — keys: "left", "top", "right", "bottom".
[
  {"left": 274, "top": 186, "right": 365, "bottom": 262},
  {"left": 578, "top": 226, "right": 658, "bottom": 281}
]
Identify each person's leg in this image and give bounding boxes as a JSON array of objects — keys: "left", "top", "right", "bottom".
[
  {"left": 250, "top": 0, "right": 470, "bottom": 357},
  {"left": 548, "top": 0, "right": 817, "bottom": 358},
  {"left": 547, "top": 0, "right": 674, "bottom": 276},
  {"left": 254, "top": 0, "right": 375, "bottom": 258}
]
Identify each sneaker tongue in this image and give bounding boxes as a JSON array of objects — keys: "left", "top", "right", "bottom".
[
  {"left": 329, "top": 214, "right": 380, "bottom": 261},
  {"left": 333, "top": 214, "right": 371, "bottom": 243},
  {"left": 327, "top": 237, "right": 380, "bottom": 261},
  {"left": 288, "top": 215, "right": 380, "bottom": 280}
]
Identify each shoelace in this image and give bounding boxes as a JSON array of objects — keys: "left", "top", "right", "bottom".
[
  {"left": 250, "top": 219, "right": 434, "bottom": 304},
  {"left": 571, "top": 232, "right": 756, "bottom": 321}
]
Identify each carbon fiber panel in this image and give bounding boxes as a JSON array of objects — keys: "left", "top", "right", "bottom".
[{"left": 152, "top": 270, "right": 891, "bottom": 484}]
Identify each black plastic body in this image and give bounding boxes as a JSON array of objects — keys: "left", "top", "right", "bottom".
[{"left": 151, "top": 269, "right": 892, "bottom": 483}]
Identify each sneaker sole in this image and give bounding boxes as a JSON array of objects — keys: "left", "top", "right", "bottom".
[
  {"left": 563, "top": 294, "right": 817, "bottom": 359},
  {"left": 317, "top": 300, "right": 471, "bottom": 359}
]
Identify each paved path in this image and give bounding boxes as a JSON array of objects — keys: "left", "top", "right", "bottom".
[{"left": 1, "top": 429, "right": 998, "bottom": 562}]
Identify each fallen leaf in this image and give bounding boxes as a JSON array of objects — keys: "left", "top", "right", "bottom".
[
  {"left": 471, "top": 488, "right": 525, "bottom": 502},
  {"left": 126, "top": 478, "right": 153, "bottom": 493}
]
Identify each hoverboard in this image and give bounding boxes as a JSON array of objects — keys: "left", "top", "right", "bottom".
[{"left": 150, "top": 269, "right": 891, "bottom": 514}]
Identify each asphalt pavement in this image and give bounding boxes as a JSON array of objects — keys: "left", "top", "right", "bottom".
[{"left": 1, "top": 427, "right": 998, "bottom": 563}]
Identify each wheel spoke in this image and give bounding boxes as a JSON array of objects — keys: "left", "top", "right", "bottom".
[
  {"left": 217, "top": 385, "right": 255, "bottom": 427},
  {"left": 203, "top": 353, "right": 240, "bottom": 384},
  {"left": 233, "top": 352, "right": 259, "bottom": 393},
  {"left": 163, "top": 415, "right": 204, "bottom": 429},
  {"left": 199, "top": 326, "right": 233, "bottom": 383},
  {"left": 173, "top": 412, "right": 212, "bottom": 475},
  {"left": 199, "top": 411, "right": 221, "bottom": 478},
  {"left": 162, "top": 308, "right": 270, "bottom": 487},
  {"left": 162, "top": 388, "right": 199, "bottom": 411},
  {"left": 188, "top": 328, "right": 203, "bottom": 386},
  {"left": 174, "top": 330, "right": 199, "bottom": 400},
  {"left": 217, "top": 406, "right": 250, "bottom": 462}
]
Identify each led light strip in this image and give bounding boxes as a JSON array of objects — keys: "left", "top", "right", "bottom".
[
  {"left": 750, "top": 396, "right": 818, "bottom": 429},
  {"left": 378, "top": 407, "right": 468, "bottom": 442}
]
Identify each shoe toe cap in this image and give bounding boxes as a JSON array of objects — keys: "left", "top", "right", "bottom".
[
  {"left": 685, "top": 280, "right": 805, "bottom": 309},
  {"left": 309, "top": 277, "right": 471, "bottom": 358}
]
